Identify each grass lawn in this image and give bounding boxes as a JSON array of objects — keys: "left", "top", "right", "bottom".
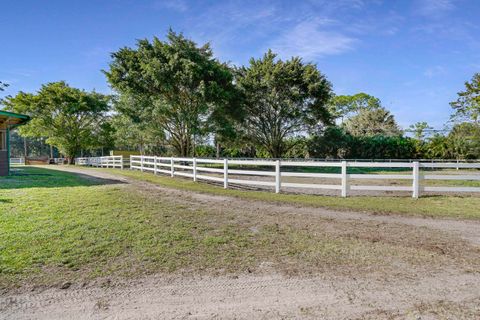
[
  {"left": 1, "top": 166, "right": 474, "bottom": 289},
  {"left": 94, "top": 168, "right": 480, "bottom": 220}
]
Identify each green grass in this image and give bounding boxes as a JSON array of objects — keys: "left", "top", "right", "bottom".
[
  {"left": 1, "top": 166, "right": 103, "bottom": 189},
  {"left": 1, "top": 166, "right": 470, "bottom": 288},
  {"left": 92, "top": 168, "right": 480, "bottom": 220}
]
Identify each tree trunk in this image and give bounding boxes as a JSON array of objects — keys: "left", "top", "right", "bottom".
[
  {"left": 216, "top": 142, "right": 220, "bottom": 159},
  {"left": 193, "top": 134, "right": 196, "bottom": 157},
  {"left": 23, "top": 137, "right": 28, "bottom": 158}
]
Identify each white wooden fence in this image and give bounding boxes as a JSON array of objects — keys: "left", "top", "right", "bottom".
[
  {"left": 10, "top": 157, "right": 25, "bottom": 165},
  {"left": 128, "top": 156, "right": 480, "bottom": 198},
  {"left": 76, "top": 156, "right": 124, "bottom": 169}
]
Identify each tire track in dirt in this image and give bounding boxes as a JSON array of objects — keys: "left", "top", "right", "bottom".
[{"left": 1, "top": 272, "right": 479, "bottom": 319}]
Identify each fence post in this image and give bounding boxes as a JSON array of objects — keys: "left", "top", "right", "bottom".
[
  {"left": 193, "top": 158, "right": 197, "bottom": 182},
  {"left": 341, "top": 161, "right": 348, "bottom": 197},
  {"left": 170, "top": 157, "right": 174, "bottom": 177},
  {"left": 154, "top": 156, "right": 158, "bottom": 175},
  {"left": 140, "top": 156, "right": 144, "bottom": 172},
  {"left": 224, "top": 158, "right": 228, "bottom": 189},
  {"left": 275, "top": 160, "right": 281, "bottom": 193},
  {"left": 129, "top": 155, "right": 133, "bottom": 170},
  {"left": 412, "top": 161, "right": 420, "bottom": 198}
]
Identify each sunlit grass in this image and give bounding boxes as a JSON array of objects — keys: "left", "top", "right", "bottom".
[
  {"left": 2, "top": 166, "right": 446, "bottom": 288},
  {"left": 99, "top": 168, "right": 480, "bottom": 220}
]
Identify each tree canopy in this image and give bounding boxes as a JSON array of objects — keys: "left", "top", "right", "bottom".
[
  {"left": 236, "top": 50, "right": 333, "bottom": 158},
  {"left": 343, "top": 107, "right": 401, "bottom": 137},
  {"left": 447, "top": 122, "right": 480, "bottom": 159},
  {"left": 104, "top": 30, "right": 239, "bottom": 156},
  {"left": 450, "top": 73, "right": 480, "bottom": 124},
  {"left": 2, "top": 81, "right": 110, "bottom": 163},
  {"left": 328, "top": 93, "right": 381, "bottom": 122},
  {"left": 3, "top": 31, "right": 478, "bottom": 161}
]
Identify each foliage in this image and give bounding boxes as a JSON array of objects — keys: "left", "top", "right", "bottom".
[
  {"left": 283, "top": 137, "right": 309, "bottom": 158},
  {"left": 220, "top": 141, "right": 257, "bottom": 158},
  {"left": 105, "top": 30, "right": 239, "bottom": 157},
  {"left": 236, "top": 50, "right": 333, "bottom": 158},
  {"left": 423, "top": 134, "right": 450, "bottom": 159},
  {"left": 450, "top": 73, "right": 480, "bottom": 124},
  {"left": 328, "top": 93, "right": 381, "bottom": 122},
  {"left": 110, "top": 111, "right": 166, "bottom": 155},
  {"left": 308, "top": 126, "right": 416, "bottom": 159},
  {"left": 0, "top": 81, "right": 8, "bottom": 91},
  {"left": 343, "top": 107, "right": 402, "bottom": 137},
  {"left": 194, "top": 144, "right": 217, "bottom": 157},
  {"left": 352, "top": 135, "right": 416, "bottom": 159},
  {"left": 9, "top": 131, "right": 59, "bottom": 158},
  {"left": 408, "top": 121, "right": 433, "bottom": 140},
  {"left": 87, "top": 120, "right": 116, "bottom": 156},
  {"left": 2, "top": 81, "right": 110, "bottom": 163},
  {"left": 447, "top": 122, "right": 480, "bottom": 159},
  {"left": 308, "top": 126, "right": 351, "bottom": 158}
]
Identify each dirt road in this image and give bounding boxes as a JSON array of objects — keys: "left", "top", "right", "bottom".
[{"left": 2, "top": 166, "right": 479, "bottom": 319}]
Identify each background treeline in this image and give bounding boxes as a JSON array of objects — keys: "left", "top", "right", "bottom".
[{"left": 1, "top": 31, "right": 479, "bottom": 161}]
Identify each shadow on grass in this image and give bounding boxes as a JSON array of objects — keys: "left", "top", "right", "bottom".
[{"left": 0, "top": 166, "right": 125, "bottom": 190}]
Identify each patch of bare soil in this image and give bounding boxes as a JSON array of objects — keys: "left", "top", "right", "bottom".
[
  {"left": 4, "top": 166, "right": 477, "bottom": 320},
  {"left": 1, "top": 272, "right": 479, "bottom": 319}
]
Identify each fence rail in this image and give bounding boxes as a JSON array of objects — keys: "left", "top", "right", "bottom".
[
  {"left": 125, "top": 156, "right": 480, "bottom": 198},
  {"left": 10, "top": 157, "right": 25, "bottom": 165},
  {"left": 76, "top": 156, "right": 124, "bottom": 169}
]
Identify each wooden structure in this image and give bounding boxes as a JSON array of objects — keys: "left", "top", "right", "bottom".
[{"left": 0, "top": 110, "right": 30, "bottom": 176}]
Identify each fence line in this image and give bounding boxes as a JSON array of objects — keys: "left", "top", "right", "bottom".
[
  {"left": 74, "top": 155, "right": 480, "bottom": 198},
  {"left": 124, "top": 155, "right": 480, "bottom": 198},
  {"left": 10, "top": 157, "right": 25, "bottom": 165},
  {"left": 76, "top": 156, "right": 124, "bottom": 169}
]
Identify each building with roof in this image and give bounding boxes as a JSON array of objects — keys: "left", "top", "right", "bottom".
[{"left": 0, "top": 110, "right": 31, "bottom": 176}]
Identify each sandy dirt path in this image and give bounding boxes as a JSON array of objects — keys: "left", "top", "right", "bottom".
[
  {"left": 2, "top": 272, "right": 479, "bottom": 320},
  {"left": 2, "top": 166, "right": 479, "bottom": 319}
]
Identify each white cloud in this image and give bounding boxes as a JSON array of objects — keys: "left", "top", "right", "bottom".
[
  {"left": 269, "top": 19, "right": 356, "bottom": 60},
  {"left": 152, "top": 0, "right": 188, "bottom": 12},
  {"left": 415, "top": 0, "right": 455, "bottom": 18},
  {"left": 424, "top": 66, "right": 447, "bottom": 78}
]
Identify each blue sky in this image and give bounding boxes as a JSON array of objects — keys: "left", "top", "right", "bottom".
[{"left": 1, "top": 0, "right": 479, "bottom": 129}]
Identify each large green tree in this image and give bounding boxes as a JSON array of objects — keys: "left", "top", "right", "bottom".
[
  {"left": 2, "top": 81, "right": 110, "bottom": 163},
  {"left": 104, "top": 30, "right": 239, "bottom": 157},
  {"left": 343, "top": 107, "right": 402, "bottom": 137},
  {"left": 236, "top": 50, "right": 332, "bottom": 158},
  {"left": 328, "top": 93, "right": 381, "bottom": 123},
  {"left": 450, "top": 73, "right": 480, "bottom": 124}
]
